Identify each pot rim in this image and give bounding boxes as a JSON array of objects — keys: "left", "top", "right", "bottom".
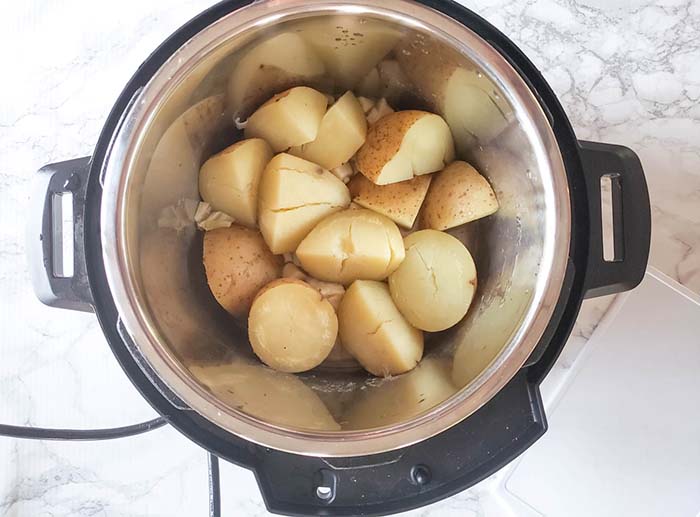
[{"left": 100, "top": 0, "right": 571, "bottom": 457}]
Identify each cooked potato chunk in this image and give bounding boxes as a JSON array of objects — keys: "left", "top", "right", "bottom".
[
  {"left": 349, "top": 174, "right": 431, "bottom": 229},
  {"left": 248, "top": 279, "right": 338, "bottom": 373},
  {"left": 421, "top": 161, "right": 498, "bottom": 230},
  {"left": 343, "top": 357, "right": 455, "bottom": 429},
  {"left": 258, "top": 153, "right": 351, "bottom": 254},
  {"left": 190, "top": 362, "right": 340, "bottom": 430},
  {"left": 198, "top": 138, "right": 273, "bottom": 227},
  {"left": 295, "top": 209, "right": 404, "bottom": 285},
  {"left": 289, "top": 91, "right": 367, "bottom": 170},
  {"left": 389, "top": 230, "right": 476, "bottom": 331},
  {"left": 244, "top": 87, "right": 328, "bottom": 152},
  {"left": 338, "top": 280, "right": 423, "bottom": 376},
  {"left": 203, "top": 225, "right": 283, "bottom": 317},
  {"left": 228, "top": 32, "right": 325, "bottom": 111},
  {"left": 295, "top": 16, "right": 401, "bottom": 90},
  {"left": 355, "top": 110, "right": 455, "bottom": 185}
]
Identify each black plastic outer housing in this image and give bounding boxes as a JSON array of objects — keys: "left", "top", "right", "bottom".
[{"left": 77, "top": 0, "right": 648, "bottom": 515}]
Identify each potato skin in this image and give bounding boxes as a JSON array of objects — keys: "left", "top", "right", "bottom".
[
  {"left": 388, "top": 230, "right": 477, "bottom": 331},
  {"left": 421, "top": 160, "right": 498, "bottom": 230},
  {"left": 349, "top": 174, "right": 431, "bottom": 229},
  {"left": 203, "top": 224, "right": 283, "bottom": 317},
  {"left": 355, "top": 110, "right": 425, "bottom": 183}
]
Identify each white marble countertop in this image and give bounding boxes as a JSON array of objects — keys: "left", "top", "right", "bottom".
[{"left": 0, "top": 0, "right": 698, "bottom": 515}]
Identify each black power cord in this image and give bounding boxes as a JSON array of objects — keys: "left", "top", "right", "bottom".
[
  {"left": 0, "top": 417, "right": 167, "bottom": 441},
  {"left": 0, "top": 418, "right": 223, "bottom": 516}
]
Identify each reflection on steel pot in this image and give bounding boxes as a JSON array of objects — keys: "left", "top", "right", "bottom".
[{"left": 27, "top": 1, "right": 650, "bottom": 515}]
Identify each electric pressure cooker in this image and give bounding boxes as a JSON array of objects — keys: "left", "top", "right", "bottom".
[{"left": 28, "top": 0, "right": 651, "bottom": 514}]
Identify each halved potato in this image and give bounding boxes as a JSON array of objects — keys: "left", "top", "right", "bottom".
[
  {"left": 248, "top": 278, "right": 338, "bottom": 373},
  {"left": 356, "top": 67, "right": 381, "bottom": 98},
  {"left": 421, "top": 161, "right": 499, "bottom": 230},
  {"left": 395, "top": 37, "right": 511, "bottom": 152},
  {"left": 198, "top": 138, "right": 273, "bottom": 227},
  {"left": 342, "top": 357, "right": 455, "bottom": 429},
  {"left": 294, "top": 16, "right": 401, "bottom": 90},
  {"left": 338, "top": 280, "right": 423, "bottom": 377},
  {"left": 355, "top": 110, "right": 455, "bottom": 185},
  {"left": 228, "top": 32, "right": 325, "bottom": 112},
  {"left": 289, "top": 91, "right": 367, "bottom": 170},
  {"left": 244, "top": 87, "right": 328, "bottom": 152},
  {"left": 389, "top": 230, "right": 477, "bottom": 331},
  {"left": 349, "top": 174, "right": 431, "bottom": 229},
  {"left": 190, "top": 362, "right": 340, "bottom": 431},
  {"left": 258, "top": 153, "right": 351, "bottom": 254},
  {"left": 295, "top": 208, "right": 404, "bottom": 285},
  {"left": 203, "top": 225, "right": 283, "bottom": 317}
]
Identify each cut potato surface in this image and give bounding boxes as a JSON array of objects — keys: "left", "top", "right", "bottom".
[
  {"left": 190, "top": 363, "right": 340, "bottom": 431},
  {"left": 198, "top": 138, "right": 273, "bottom": 227},
  {"left": 296, "top": 209, "right": 404, "bottom": 285},
  {"left": 249, "top": 279, "right": 338, "bottom": 373},
  {"left": 349, "top": 174, "right": 431, "bottom": 229},
  {"left": 228, "top": 32, "right": 325, "bottom": 112},
  {"left": 289, "top": 91, "right": 367, "bottom": 170},
  {"left": 421, "top": 161, "right": 499, "bottom": 230},
  {"left": 389, "top": 230, "right": 476, "bottom": 331},
  {"left": 338, "top": 280, "right": 423, "bottom": 377},
  {"left": 295, "top": 17, "right": 401, "bottom": 90},
  {"left": 355, "top": 110, "right": 455, "bottom": 185},
  {"left": 258, "top": 153, "right": 351, "bottom": 254},
  {"left": 203, "top": 225, "right": 283, "bottom": 317},
  {"left": 343, "top": 357, "right": 455, "bottom": 429},
  {"left": 244, "top": 86, "right": 328, "bottom": 152}
]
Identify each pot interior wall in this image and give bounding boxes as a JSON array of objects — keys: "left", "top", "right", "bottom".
[{"left": 126, "top": 11, "right": 548, "bottom": 433}]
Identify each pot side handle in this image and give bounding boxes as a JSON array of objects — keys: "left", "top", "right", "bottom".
[
  {"left": 27, "top": 156, "right": 95, "bottom": 312},
  {"left": 578, "top": 141, "right": 651, "bottom": 299}
]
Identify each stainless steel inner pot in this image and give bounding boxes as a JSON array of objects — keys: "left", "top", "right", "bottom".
[{"left": 100, "top": 0, "right": 570, "bottom": 457}]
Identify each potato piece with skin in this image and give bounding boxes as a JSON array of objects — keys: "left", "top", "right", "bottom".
[
  {"left": 203, "top": 225, "right": 283, "bottom": 317},
  {"left": 343, "top": 357, "right": 455, "bottom": 429},
  {"left": 349, "top": 174, "right": 431, "bottom": 229},
  {"left": 421, "top": 161, "right": 499, "bottom": 230},
  {"left": 338, "top": 280, "right": 423, "bottom": 377},
  {"left": 244, "top": 87, "right": 328, "bottom": 152},
  {"left": 190, "top": 363, "right": 340, "bottom": 431},
  {"left": 389, "top": 230, "right": 477, "bottom": 332},
  {"left": 228, "top": 32, "right": 325, "bottom": 112},
  {"left": 295, "top": 209, "right": 405, "bottom": 285},
  {"left": 355, "top": 111, "right": 455, "bottom": 185},
  {"left": 289, "top": 91, "right": 367, "bottom": 170},
  {"left": 198, "top": 138, "right": 273, "bottom": 227},
  {"left": 248, "top": 279, "right": 338, "bottom": 373},
  {"left": 258, "top": 153, "right": 351, "bottom": 254}
]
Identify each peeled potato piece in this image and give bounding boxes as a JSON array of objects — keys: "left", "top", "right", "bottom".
[
  {"left": 289, "top": 91, "right": 367, "bottom": 170},
  {"left": 338, "top": 280, "right": 423, "bottom": 377},
  {"left": 258, "top": 153, "right": 350, "bottom": 254},
  {"left": 349, "top": 174, "right": 431, "bottom": 229},
  {"left": 190, "top": 363, "right": 340, "bottom": 431},
  {"left": 355, "top": 110, "right": 455, "bottom": 185},
  {"left": 203, "top": 225, "right": 283, "bottom": 317},
  {"left": 228, "top": 32, "right": 325, "bottom": 112},
  {"left": 244, "top": 87, "right": 328, "bottom": 152},
  {"left": 421, "top": 161, "right": 499, "bottom": 230},
  {"left": 249, "top": 279, "right": 338, "bottom": 373},
  {"left": 343, "top": 357, "right": 455, "bottom": 429},
  {"left": 296, "top": 209, "right": 404, "bottom": 285},
  {"left": 389, "top": 230, "right": 477, "bottom": 331},
  {"left": 198, "top": 138, "right": 273, "bottom": 227}
]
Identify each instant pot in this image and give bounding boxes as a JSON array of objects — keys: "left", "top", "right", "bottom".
[{"left": 28, "top": 0, "right": 651, "bottom": 515}]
